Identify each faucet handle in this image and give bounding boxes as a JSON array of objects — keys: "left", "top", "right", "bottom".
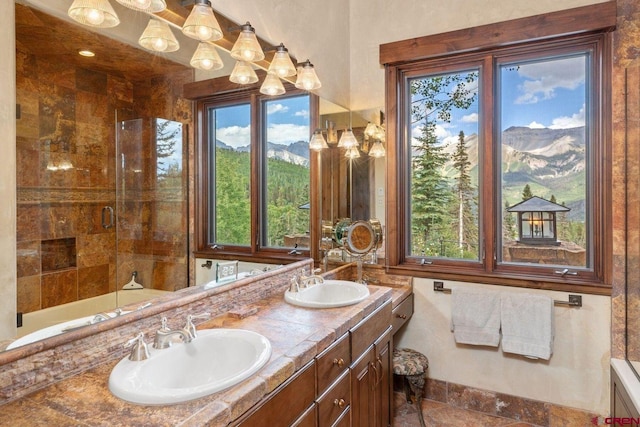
[
  {"left": 185, "top": 312, "right": 211, "bottom": 338},
  {"left": 124, "top": 332, "right": 150, "bottom": 361},
  {"left": 160, "top": 316, "right": 170, "bottom": 332}
]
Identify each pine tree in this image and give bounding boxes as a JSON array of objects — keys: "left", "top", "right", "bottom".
[
  {"left": 522, "top": 184, "right": 533, "bottom": 200},
  {"left": 411, "top": 121, "right": 451, "bottom": 252},
  {"left": 409, "top": 72, "right": 478, "bottom": 255},
  {"left": 451, "top": 131, "right": 477, "bottom": 254},
  {"left": 503, "top": 200, "right": 517, "bottom": 241}
]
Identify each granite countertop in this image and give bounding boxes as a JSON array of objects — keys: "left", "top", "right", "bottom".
[{"left": 0, "top": 282, "right": 412, "bottom": 426}]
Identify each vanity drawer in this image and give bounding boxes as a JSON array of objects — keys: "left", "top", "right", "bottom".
[
  {"left": 317, "top": 370, "right": 350, "bottom": 427},
  {"left": 350, "top": 300, "right": 392, "bottom": 359},
  {"left": 316, "top": 332, "right": 350, "bottom": 394},
  {"left": 291, "top": 404, "right": 317, "bottom": 427},
  {"left": 392, "top": 294, "right": 414, "bottom": 332},
  {"left": 235, "top": 361, "right": 315, "bottom": 427}
]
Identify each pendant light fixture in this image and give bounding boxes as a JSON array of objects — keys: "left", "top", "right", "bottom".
[
  {"left": 260, "top": 72, "right": 286, "bottom": 96},
  {"left": 230, "top": 22, "right": 265, "bottom": 62},
  {"left": 68, "top": 0, "right": 120, "bottom": 28},
  {"left": 182, "top": 0, "right": 223, "bottom": 42},
  {"left": 337, "top": 129, "right": 358, "bottom": 149},
  {"left": 368, "top": 140, "right": 386, "bottom": 158},
  {"left": 309, "top": 129, "right": 329, "bottom": 151},
  {"left": 139, "top": 19, "right": 180, "bottom": 52},
  {"left": 229, "top": 61, "right": 259, "bottom": 85},
  {"left": 345, "top": 146, "right": 361, "bottom": 159},
  {"left": 115, "top": 0, "right": 166, "bottom": 12},
  {"left": 294, "top": 60, "right": 322, "bottom": 91},
  {"left": 268, "top": 44, "right": 296, "bottom": 78},
  {"left": 190, "top": 42, "right": 223, "bottom": 70}
]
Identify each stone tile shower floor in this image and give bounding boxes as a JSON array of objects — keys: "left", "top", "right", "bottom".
[{"left": 393, "top": 391, "right": 544, "bottom": 427}]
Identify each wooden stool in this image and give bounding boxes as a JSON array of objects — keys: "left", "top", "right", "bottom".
[{"left": 393, "top": 348, "right": 429, "bottom": 427}]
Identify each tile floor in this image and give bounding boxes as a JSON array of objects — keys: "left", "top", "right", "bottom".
[{"left": 393, "top": 391, "right": 542, "bottom": 427}]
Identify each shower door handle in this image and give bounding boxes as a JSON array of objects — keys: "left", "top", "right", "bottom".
[{"left": 102, "top": 206, "right": 114, "bottom": 229}]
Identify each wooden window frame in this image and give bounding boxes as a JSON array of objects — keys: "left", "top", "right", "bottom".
[
  {"left": 381, "top": 3, "right": 615, "bottom": 295},
  {"left": 187, "top": 74, "right": 320, "bottom": 263}
]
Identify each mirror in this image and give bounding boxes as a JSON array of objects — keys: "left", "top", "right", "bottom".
[
  {"left": 10, "top": 0, "right": 203, "bottom": 349},
  {"left": 318, "top": 106, "right": 386, "bottom": 266},
  {"left": 8, "top": 0, "right": 365, "bottom": 353}
]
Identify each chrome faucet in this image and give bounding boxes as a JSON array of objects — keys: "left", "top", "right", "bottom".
[
  {"left": 296, "top": 268, "right": 324, "bottom": 289},
  {"left": 153, "top": 317, "right": 193, "bottom": 349},
  {"left": 183, "top": 313, "right": 210, "bottom": 339},
  {"left": 125, "top": 332, "right": 150, "bottom": 361}
]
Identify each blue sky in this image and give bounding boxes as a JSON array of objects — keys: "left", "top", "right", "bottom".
[
  {"left": 215, "top": 95, "right": 310, "bottom": 148},
  {"left": 412, "top": 54, "right": 587, "bottom": 147}
]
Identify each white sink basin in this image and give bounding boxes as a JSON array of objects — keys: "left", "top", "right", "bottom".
[
  {"left": 109, "top": 328, "right": 271, "bottom": 405},
  {"left": 7, "top": 311, "right": 130, "bottom": 350},
  {"left": 284, "top": 280, "right": 370, "bottom": 308}
]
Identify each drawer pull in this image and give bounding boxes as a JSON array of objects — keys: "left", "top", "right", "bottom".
[
  {"left": 333, "top": 358, "right": 345, "bottom": 368},
  {"left": 333, "top": 398, "right": 346, "bottom": 409},
  {"left": 396, "top": 314, "right": 407, "bottom": 319}
]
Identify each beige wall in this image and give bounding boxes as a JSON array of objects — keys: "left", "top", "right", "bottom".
[
  {"left": 348, "top": 0, "right": 609, "bottom": 111},
  {"left": 213, "top": 0, "right": 351, "bottom": 110},
  {"left": 0, "top": 1, "right": 16, "bottom": 340},
  {"left": 396, "top": 279, "right": 611, "bottom": 414}
]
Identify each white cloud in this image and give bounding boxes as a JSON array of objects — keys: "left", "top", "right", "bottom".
[
  {"left": 549, "top": 104, "right": 585, "bottom": 129},
  {"left": 461, "top": 113, "right": 478, "bottom": 123},
  {"left": 295, "top": 110, "right": 310, "bottom": 118},
  {"left": 218, "top": 123, "right": 310, "bottom": 147},
  {"left": 513, "top": 57, "right": 585, "bottom": 105},
  {"left": 267, "top": 123, "right": 310, "bottom": 145},
  {"left": 267, "top": 103, "right": 289, "bottom": 115},
  {"left": 216, "top": 125, "right": 251, "bottom": 148},
  {"left": 527, "top": 121, "right": 546, "bottom": 129}
]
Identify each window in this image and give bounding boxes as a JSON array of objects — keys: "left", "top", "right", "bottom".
[
  {"left": 196, "top": 89, "right": 313, "bottom": 259},
  {"left": 383, "top": 4, "right": 613, "bottom": 292}
]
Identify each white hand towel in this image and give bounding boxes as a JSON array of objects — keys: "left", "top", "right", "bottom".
[
  {"left": 451, "top": 288, "right": 501, "bottom": 347},
  {"left": 501, "top": 293, "right": 554, "bottom": 360}
]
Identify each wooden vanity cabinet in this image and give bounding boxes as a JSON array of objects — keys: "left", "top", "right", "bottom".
[
  {"left": 232, "top": 299, "right": 395, "bottom": 427},
  {"left": 350, "top": 301, "right": 393, "bottom": 427}
]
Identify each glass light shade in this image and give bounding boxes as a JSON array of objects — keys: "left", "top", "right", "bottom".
[
  {"left": 231, "top": 23, "right": 265, "bottom": 62},
  {"left": 309, "top": 130, "right": 329, "bottom": 151},
  {"left": 364, "top": 122, "right": 378, "bottom": 138},
  {"left": 294, "top": 61, "right": 322, "bottom": 91},
  {"left": 337, "top": 129, "right": 358, "bottom": 149},
  {"left": 139, "top": 19, "right": 179, "bottom": 52},
  {"left": 68, "top": 0, "right": 120, "bottom": 28},
  {"left": 345, "top": 146, "right": 361, "bottom": 159},
  {"left": 229, "top": 61, "right": 259, "bottom": 85},
  {"left": 368, "top": 140, "right": 386, "bottom": 158},
  {"left": 190, "top": 42, "right": 223, "bottom": 70},
  {"left": 182, "top": 0, "right": 223, "bottom": 42},
  {"left": 268, "top": 44, "right": 296, "bottom": 78},
  {"left": 260, "top": 72, "right": 286, "bottom": 96},
  {"left": 115, "top": 0, "right": 166, "bottom": 12}
]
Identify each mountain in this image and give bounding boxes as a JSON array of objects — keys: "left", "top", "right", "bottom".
[
  {"left": 441, "top": 126, "right": 586, "bottom": 220},
  {"left": 215, "top": 139, "right": 309, "bottom": 167}
]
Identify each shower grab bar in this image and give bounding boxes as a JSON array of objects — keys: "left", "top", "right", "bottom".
[
  {"left": 101, "top": 206, "right": 114, "bottom": 229},
  {"left": 433, "top": 281, "right": 582, "bottom": 308}
]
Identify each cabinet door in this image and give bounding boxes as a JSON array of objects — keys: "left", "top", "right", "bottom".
[
  {"left": 350, "top": 346, "right": 375, "bottom": 427},
  {"left": 373, "top": 328, "right": 392, "bottom": 427}
]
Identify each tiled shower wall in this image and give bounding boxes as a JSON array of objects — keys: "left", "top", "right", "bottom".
[{"left": 15, "top": 44, "right": 193, "bottom": 314}]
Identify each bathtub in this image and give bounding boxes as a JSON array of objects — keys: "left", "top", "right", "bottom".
[
  {"left": 14, "top": 289, "right": 169, "bottom": 341},
  {"left": 612, "top": 358, "right": 640, "bottom": 415}
]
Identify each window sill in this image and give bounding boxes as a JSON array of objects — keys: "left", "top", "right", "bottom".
[{"left": 385, "top": 264, "right": 612, "bottom": 296}]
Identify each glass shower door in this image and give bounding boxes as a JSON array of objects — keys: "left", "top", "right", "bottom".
[{"left": 115, "top": 117, "right": 188, "bottom": 306}]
